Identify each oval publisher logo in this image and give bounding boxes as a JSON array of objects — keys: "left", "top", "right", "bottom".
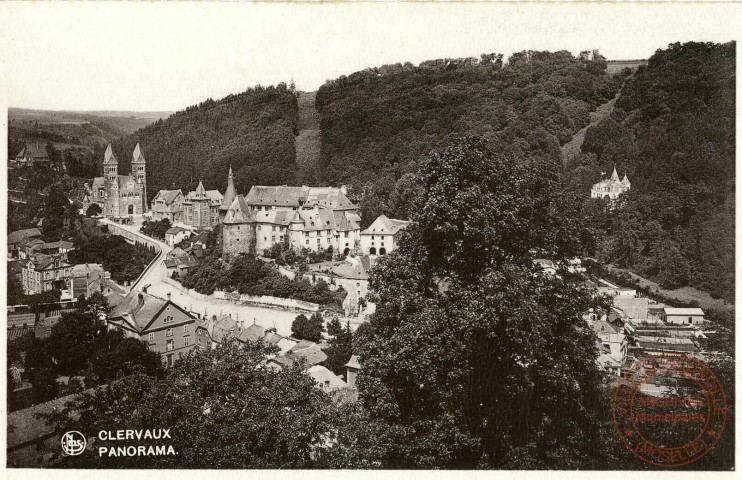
[{"left": 61, "top": 431, "right": 87, "bottom": 456}]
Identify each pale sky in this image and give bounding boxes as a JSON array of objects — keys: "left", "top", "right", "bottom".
[{"left": 1, "top": 2, "right": 740, "bottom": 112}]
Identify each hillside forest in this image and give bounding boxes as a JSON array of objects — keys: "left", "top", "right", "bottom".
[{"left": 7, "top": 42, "right": 734, "bottom": 303}]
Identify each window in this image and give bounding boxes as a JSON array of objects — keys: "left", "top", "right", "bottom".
[
  {"left": 166, "top": 340, "right": 174, "bottom": 352},
  {"left": 688, "top": 317, "right": 693, "bottom": 324},
  {"left": 327, "top": 229, "right": 331, "bottom": 235},
  {"left": 166, "top": 328, "right": 173, "bottom": 337},
  {"left": 371, "top": 235, "right": 375, "bottom": 240},
  {"left": 164, "top": 315, "right": 173, "bottom": 323},
  {"left": 258, "top": 225, "right": 262, "bottom": 231},
  {"left": 317, "top": 239, "right": 321, "bottom": 244},
  {"left": 183, "top": 325, "right": 189, "bottom": 334},
  {"left": 149, "top": 333, "right": 154, "bottom": 341},
  {"left": 184, "top": 336, "right": 190, "bottom": 347},
  {"left": 272, "top": 226, "right": 276, "bottom": 231},
  {"left": 306, "top": 239, "right": 309, "bottom": 245}
]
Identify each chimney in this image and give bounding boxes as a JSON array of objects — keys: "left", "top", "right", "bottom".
[{"left": 138, "top": 293, "right": 144, "bottom": 308}]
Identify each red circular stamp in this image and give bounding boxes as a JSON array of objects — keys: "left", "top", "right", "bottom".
[{"left": 613, "top": 353, "right": 727, "bottom": 467}]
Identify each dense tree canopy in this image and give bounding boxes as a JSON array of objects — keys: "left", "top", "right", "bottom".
[
  {"left": 353, "top": 136, "right": 621, "bottom": 468},
  {"left": 112, "top": 84, "right": 299, "bottom": 202},
  {"left": 316, "top": 50, "right": 625, "bottom": 217}
]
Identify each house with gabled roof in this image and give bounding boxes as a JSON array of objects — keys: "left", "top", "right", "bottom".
[
  {"left": 165, "top": 226, "right": 191, "bottom": 247},
  {"left": 22, "top": 253, "right": 73, "bottom": 295},
  {"left": 107, "top": 290, "right": 199, "bottom": 367},
  {"left": 8, "top": 227, "right": 42, "bottom": 258},
  {"left": 12, "top": 142, "right": 50, "bottom": 168},
  {"left": 151, "top": 189, "right": 184, "bottom": 223},
  {"left": 360, "top": 214, "right": 409, "bottom": 256}
]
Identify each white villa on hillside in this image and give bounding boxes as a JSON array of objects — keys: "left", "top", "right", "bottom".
[{"left": 590, "top": 167, "right": 630, "bottom": 200}]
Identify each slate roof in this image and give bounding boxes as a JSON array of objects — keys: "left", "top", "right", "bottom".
[
  {"left": 294, "top": 207, "right": 360, "bottom": 232},
  {"left": 41, "top": 241, "right": 74, "bottom": 250},
  {"left": 166, "top": 227, "right": 188, "bottom": 236},
  {"left": 238, "top": 323, "right": 266, "bottom": 343},
  {"left": 15, "top": 142, "right": 50, "bottom": 161},
  {"left": 27, "top": 253, "right": 71, "bottom": 271},
  {"left": 132, "top": 142, "right": 146, "bottom": 163},
  {"left": 307, "top": 256, "right": 374, "bottom": 281},
  {"left": 109, "top": 291, "right": 170, "bottom": 332},
  {"left": 245, "top": 185, "right": 357, "bottom": 210},
  {"left": 103, "top": 144, "right": 117, "bottom": 164},
  {"left": 664, "top": 308, "right": 705, "bottom": 316},
  {"left": 220, "top": 167, "right": 237, "bottom": 212},
  {"left": 307, "top": 365, "right": 347, "bottom": 391},
  {"left": 8, "top": 228, "right": 42, "bottom": 245},
  {"left": 223, "top": 195, "right": 256, "bottom": 224},
  {"left": 155, "top": 190, "right": 183, "bottom": 204},
  {"left": 361, "top": 214, "right": 409, "bottom": 235},
  {"left": 345, "top": 355, "right": 361, "bottom": 370},
  {"left": 254, "top": 210, "right": 294, "bottom": 226},
  {"left": 286, "top": 340, "right": 328, "bottom": 366}
]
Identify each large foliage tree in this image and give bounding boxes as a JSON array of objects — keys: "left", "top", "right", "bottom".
[
  {"left": 46, "top": 341, "right": 339, "bottom": 468},
  {"left": 354, "top": 136, "right": 614, "bottom": 468}
]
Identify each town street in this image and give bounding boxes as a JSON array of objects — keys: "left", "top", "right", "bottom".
[{"left": 100, "top": 217, "right": 301, "bottom": 337}]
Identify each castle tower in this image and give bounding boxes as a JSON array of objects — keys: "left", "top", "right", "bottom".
[
  {"left": 610, "top": 166, "right": 619, "bottom": 182},
  {"left": 103, "top": 144, "right": 119, "bottom": 218},
  {"left": 222, "top": 195, "right": 256, "bottom": 259},
  {"left": 621, "top": 172, "right": 631, "bottom": 188},
  {"left": 132, "top": 142, "right": 148, "bottom": 212},
  {"left": 219, "top": 166, "right": 237, "bottom": 223}
]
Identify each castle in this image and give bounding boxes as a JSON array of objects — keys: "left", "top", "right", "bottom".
[
  {"left": 87, "top": 144, "right": 148, "bottom": 219},
  {"left": 222, "top": 172, "right": 361, "bottom": 259},
  {"left": 590, "top": 167, "right": 630, "bottom": 200}
]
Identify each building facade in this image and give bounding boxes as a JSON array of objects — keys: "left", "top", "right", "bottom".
[
  {"left": 89, "top": 144, "right": 148, "bottom": 219},
  {"left": 223, "top": 184, "right": 361, "bottom": 258},
  {"left": 184, "top": 181, "right": 222, "bottom": 229},
  {"left": 359, "top": 214, "right": 409, "bottom": 256},
  {"left": 22, "top": 253, "right": 74, "bottom": 295},
  {"left": 151, "top": 190, "right": 184, "bottom": 222},
  {"left": 107, "top": 291, "right": 199, "bottom": 367},
  {"left": 590, "top": 167, "right": 631, "bottom": 200}
]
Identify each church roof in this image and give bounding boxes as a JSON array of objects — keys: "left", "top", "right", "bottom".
[
  {"left": 132, "top": 142, "right": 146, "bottom": 163},
  {"left": 104, "top": 144, "right": 117, "bottom": 164}
]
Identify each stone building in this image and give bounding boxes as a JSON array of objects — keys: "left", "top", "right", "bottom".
[
  {"left": 88, "top": 144, "right": 148, "bottom": 219},
  {"left": 223, "top": 184, "right": 361, "bottom": 258},
  {"left": 590, "top": 167, "right": 630, "bottom": 200},
  {"left": 22, "top": 253, "right": 73, "bottom": 295},
  {"left": 151, "top": 189, "right": 184, "bottom": 222},
  {"left": 184, "top": 181, "right": 222, "bottom": 230},
  {"left": 222, "top": 195, "right": 257, "bottom": 258}
]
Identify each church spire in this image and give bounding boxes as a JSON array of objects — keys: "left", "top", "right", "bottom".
[
  {"left": 103, "top": 144, "right": 117, "bottom": 164},
  {"left": 621, "top": 171, "right": 631, "bottom": 187},
  {"left": 132, "top": 142, "right": 146, "bottom": 163}
]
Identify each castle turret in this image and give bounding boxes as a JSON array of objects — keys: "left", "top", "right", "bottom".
[
  {"left": 103, "top": 144, "right": 119, "bottom": 218},
  {"left": 222, "top": 195, "right": 256, "bottom": 259},
  {"left": 610, "top": 166, "right": 619, "bottom": 182},
  {"left": 621, "top": 172, "right": 631, "bottom": 187},
  {"left": 219, "top": 166, "right": 237, "bottom": 222},
  {"left": 132, "top": 142, "right": 148, "bottom": 212}
]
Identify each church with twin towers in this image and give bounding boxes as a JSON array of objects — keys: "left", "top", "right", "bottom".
[{"left": 88, "top": 143, "right": 148, "bottom": 219}]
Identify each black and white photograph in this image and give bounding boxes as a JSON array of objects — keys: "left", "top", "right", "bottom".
[{"left": 2, "top": 1, "right": 739, "bottom": 474}]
